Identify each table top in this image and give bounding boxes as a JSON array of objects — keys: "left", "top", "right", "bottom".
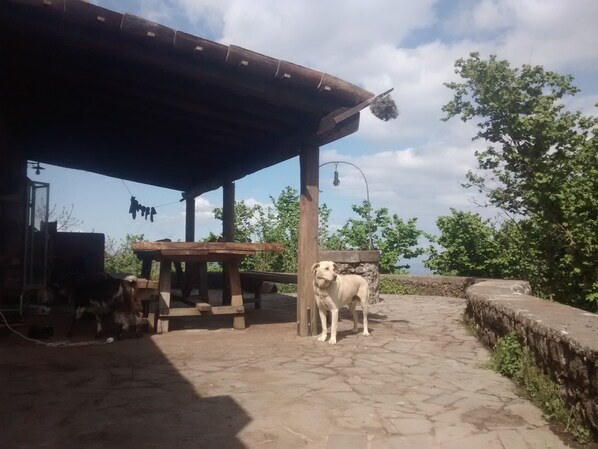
[{"left": 132, "top": 241, "right": 285, "bottom": 260}]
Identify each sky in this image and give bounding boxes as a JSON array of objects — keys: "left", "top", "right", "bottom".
[{"left": 30, "top": 0, "right": 598, "bottom": 273}]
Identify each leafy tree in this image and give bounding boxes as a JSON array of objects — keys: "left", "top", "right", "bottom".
[
  {"left": 104, "top": 233, "right": 147, "bottom": 276},
  {"left": 425, "top": 209, "right": 501, "bottom": 277},
  {"left": 443, "top": 52, "right": 598, "bottom": 309},
  {"left": 335, "top": 201, "right": 426, "bottom": 274},
  {"left": 212, "top": 201, "right": 261, "bottom": 244},
  {"left": 208, "top": 201, "right": 262, "bottom": 270},
  {"left": 209, "top": 187, "right": 335, "bottom": 273},
  {"left": 207, "top": 189, "right": 426, "bottom": 275}
]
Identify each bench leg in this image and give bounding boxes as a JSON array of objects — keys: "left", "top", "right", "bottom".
[{"left": 253, "top": 283, "right": 262, "bottom": 309}]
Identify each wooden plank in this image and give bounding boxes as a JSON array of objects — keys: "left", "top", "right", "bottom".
[
  {"left": 314, "top": 112, "right": 360, "bottom": 147},
  {"left": 226, "top": 45, "right": 279, "bottom": 78},
  {"left": 174, "top": 31, "right": 228, "bottom": 61},
  {"left": 120, "top": 13, "right": 176, "bottom": 45},
  {"left": 11, "top": 0, "right": 64, "bottom": 14},
  {"left": 211, "top": 305, "right": 245, "bottom": 315},
  {"left": 241, "top": 271, "right": 297, "bottom": 284},
  {"left": 165, "top": 307, "right": 202, "bottom": 317},
  {"left": 275, "top": 60, "right": 324, "bottom": 89},
  {"left": 132, "top": 241, "right": 284, "bottom": 253},
  {"left": 136, "top": 278, "right": 158, "bottom": 289},
  {"left": 64, "top": 0, "right": 123, "bottom": 32},
  {"left": 297, "top": 145, "right": 319, "bottom": 336},
  {"left": 161, "top": 249, "right": 209, "bottom": 257},
  {"left": 161, "top": 304, "right": 244, "bottom": 316},
  {"left": 317, "top": 88, "right": 390, "bottom": 135},
  {"left": 196, "top": 302, "right": 211, "bottom": 312},
  {"left": 160, "top": 254, "right": 249, "bottom": 263}
]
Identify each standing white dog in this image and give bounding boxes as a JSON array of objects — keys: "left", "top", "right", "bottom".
[{"left": 312, "top": 261, "right": 370, "bottom": 344}]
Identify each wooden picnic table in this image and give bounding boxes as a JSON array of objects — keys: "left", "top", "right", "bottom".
[{"left": 132, "top": 241, "right": 284, "bottom": 332}]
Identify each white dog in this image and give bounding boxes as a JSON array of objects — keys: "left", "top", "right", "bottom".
[{"left": 312, "top": 261, "right": 370, "bottom": 344}]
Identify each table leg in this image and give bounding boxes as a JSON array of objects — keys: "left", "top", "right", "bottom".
[
  {"left": 158, "top": 260, "right": 171, "bottom": 333},
  {"left": 199, "top": 262, "right": 208, "bottom": 301},
  {"left": 227, "top": 259, "right": 245, "bottom": 330},
  {"left": 140, "top": 257, "right": 153, "bottom": 278}
]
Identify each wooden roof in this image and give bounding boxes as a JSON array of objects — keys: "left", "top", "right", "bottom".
[{"left": 0, "top": 0, "right": 374, "bottom": 195}]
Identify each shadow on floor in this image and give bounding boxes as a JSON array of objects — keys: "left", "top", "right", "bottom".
[{"left": 0, "top": 319, "right": 251, "bottom": 448}]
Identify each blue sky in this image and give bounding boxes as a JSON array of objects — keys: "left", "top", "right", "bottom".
[{"left": 30, "top": 0, "right": 598, "bottom": 272}]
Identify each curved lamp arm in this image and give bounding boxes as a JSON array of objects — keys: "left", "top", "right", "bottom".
[{"left": 319, "top": 160, "right": 372, "bottom": 250}]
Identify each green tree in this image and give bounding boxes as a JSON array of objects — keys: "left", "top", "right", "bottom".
[
  {"left": 443, "top": 53, "right": 598, "bottom": 309},
  {"left": 212, "top": 201, "right": 261, "bottom": 244},
  {"left": 209, "top": 187, "right": 335, "bottom": 273},
  {"left": 335, "top": 201, "right": 425, "bottom": 274},
  {"left": 425, "top": 209, "right": 501, "bottom": 277},
  {"left": 104, "top": 233, "right": 146, "bottom": 275}
]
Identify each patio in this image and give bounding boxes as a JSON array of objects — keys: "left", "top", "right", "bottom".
[{"left": 0, "top": 293, "right": 578, "bottom": 449}]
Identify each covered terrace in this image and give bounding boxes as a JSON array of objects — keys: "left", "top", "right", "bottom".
[{"left": 0, "top": 0, "right": 377, "bottom": 335}]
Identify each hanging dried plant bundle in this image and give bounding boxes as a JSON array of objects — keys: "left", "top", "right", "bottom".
[{"left": 369, "top": 95, "right": 399, "bottom": 121}]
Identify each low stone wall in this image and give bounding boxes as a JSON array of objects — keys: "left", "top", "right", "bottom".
[
  {"left": 465, "top": 280, "right": 598, "bottom": 434},
  {"left": 318, "top": 251, "right": 380, "bottom": 303},
  {"left": 379, "top": 274, "right": 479, "bottom": 298}
]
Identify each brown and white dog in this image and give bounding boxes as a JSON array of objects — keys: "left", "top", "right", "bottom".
[
  {"left": 62, "top": 273, "right": 145, "bottom": 339},
  {"left": 312, "top": 261, "right": 370, "bottom": 344}
]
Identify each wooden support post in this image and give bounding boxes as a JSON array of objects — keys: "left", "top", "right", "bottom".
[
  {"left": 183, "top": 197, "right": 196, "bottom": 298},
  {"left": 222, "top": 181, "right": 235, "bottom": 305},
  {"left": 185, "top": 197, "right": 195, "bottom": 242},
  {"left": 297, "top": 145, "right": 319, "bottom": 336},
  {"left": 158, "top": 259, "right": 172, "bottom": 333},
  {"left": 185, "top": 195, "right": 209, "bottom": 300},
  {"left": 140, "top": 257, "right": 152, "bottom": 279}
]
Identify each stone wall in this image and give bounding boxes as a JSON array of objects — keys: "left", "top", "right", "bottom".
[
  {"left": 379, "top": 274, "right": 479, "bottom": 298},
  {"left": 318, "top": 250, "right": 380, "bottom": 303},
  {"left": 465, "top": 280, "right": 598, "bottom": 434}
]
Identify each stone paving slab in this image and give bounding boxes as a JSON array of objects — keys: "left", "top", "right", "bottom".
[{"left": 0, "top": 294, "right": 586, "bottom": 448}]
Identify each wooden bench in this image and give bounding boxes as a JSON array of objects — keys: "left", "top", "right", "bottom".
[{"left": 239, "top": 271, "right": 297, "bottom": 309}]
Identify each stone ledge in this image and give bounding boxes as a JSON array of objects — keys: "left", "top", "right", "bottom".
[
  {"left": 380, "top": 274, "right": 481, "bottom": 298},
  {"left": 465, "top": 280, "right": 598, "bottom": 434}
]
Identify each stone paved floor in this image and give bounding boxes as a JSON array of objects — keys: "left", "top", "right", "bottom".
[{"left": 0, "top": 294, "right": 584, "bottom": 448}]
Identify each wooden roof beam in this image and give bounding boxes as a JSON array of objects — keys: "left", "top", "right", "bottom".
[{"left": 181, "top": 113, "right": 361, "bottom": 198}]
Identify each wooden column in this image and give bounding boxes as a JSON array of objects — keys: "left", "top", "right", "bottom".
[
  {"left": 183, "top": 197, "right": 196, "bottom": 298},
  {"left": 185, "top": 197, "right": 195, "bottom": 242},
  {"left": 222, "top": 181, "right": 235, "bottom": 305},
  {"left": 297, "top": 145, "right": 319, "bottom": 336}
]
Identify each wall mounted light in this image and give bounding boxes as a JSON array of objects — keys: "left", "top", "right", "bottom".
[{"left": 27, "top": 161, "right": 45, "bottom": 175}]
